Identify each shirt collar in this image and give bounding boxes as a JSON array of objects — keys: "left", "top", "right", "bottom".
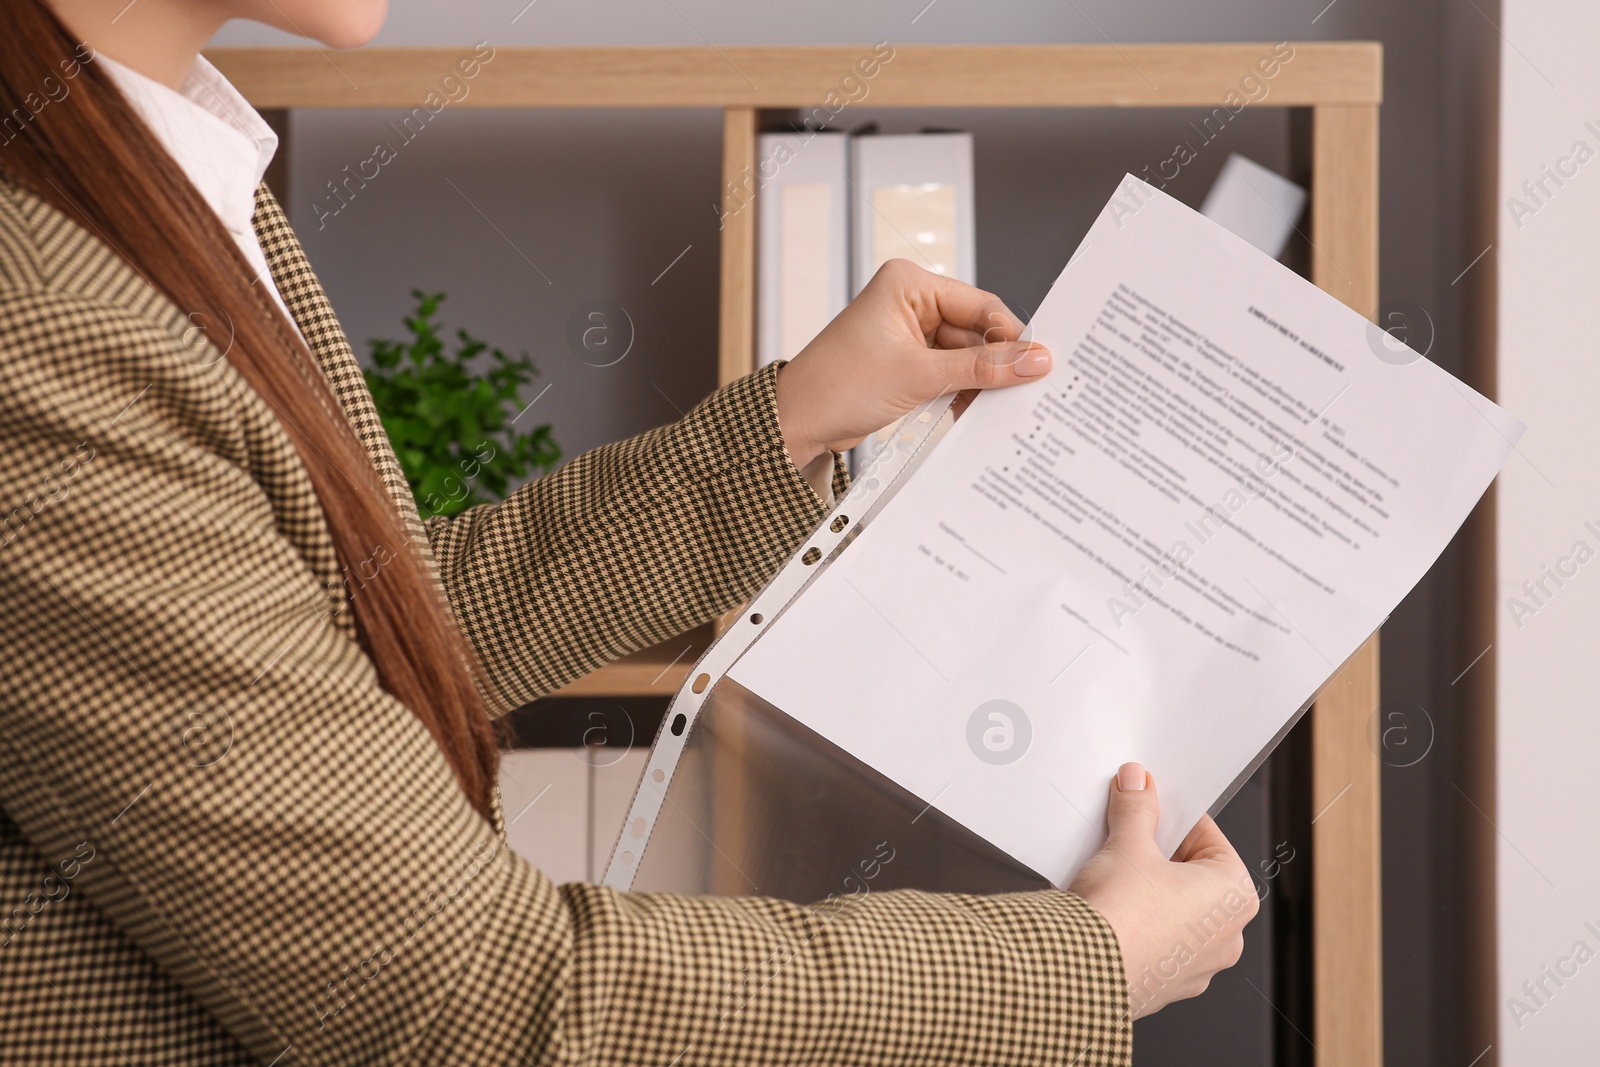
[{"left": 98, "top": 52, "right": 278, "bottom": 242}]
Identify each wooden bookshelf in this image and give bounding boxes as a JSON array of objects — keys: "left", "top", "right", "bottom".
[{"left": 213, "top": 43, "right": 1385, "bottom": 1064}]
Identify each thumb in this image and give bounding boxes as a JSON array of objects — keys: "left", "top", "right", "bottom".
[
  {"left": 924, "top": 340, "right": 1052, "bottom": 393},
  {"left": 1105, "top": 762, "right": 1161, "bottom": 852}
]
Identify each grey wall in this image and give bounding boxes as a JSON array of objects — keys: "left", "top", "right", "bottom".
[
  {"left": 281, "top": 105, "right": 728, "bottom": 458},
  {"left": 214, "top": 3, "right": 1498, "bottom": 1063}
]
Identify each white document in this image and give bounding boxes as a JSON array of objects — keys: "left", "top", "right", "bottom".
[{"left": 728, "top": 176, "right": 1523, "bottom": 888}]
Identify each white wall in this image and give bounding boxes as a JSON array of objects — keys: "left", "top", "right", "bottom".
[{"left": 1495, "top": 1, "right": 1600, "bottom": 1062}]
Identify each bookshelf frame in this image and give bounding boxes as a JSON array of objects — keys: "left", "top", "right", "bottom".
[{"left": 212, "top": 42, "right": 1383, "bottom": 1064}]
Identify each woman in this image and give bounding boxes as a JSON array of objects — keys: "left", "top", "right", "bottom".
[{"left": 0, "top": 1, "right": 1258, "bottom": 1063}]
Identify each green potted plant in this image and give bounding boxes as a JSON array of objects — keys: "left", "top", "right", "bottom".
[{"left": 365, "top": 290, "right": 561, "bottom": 519}]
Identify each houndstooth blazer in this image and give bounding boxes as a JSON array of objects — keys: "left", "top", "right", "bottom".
[{"left": 0, "top": 178, "right": 1132, "bottom": 1065}]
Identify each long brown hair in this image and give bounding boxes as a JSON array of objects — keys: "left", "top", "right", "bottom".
[{"left": 0, "top": 2, "right": 500, "bottom": 819}]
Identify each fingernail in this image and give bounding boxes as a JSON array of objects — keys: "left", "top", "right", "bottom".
[
  {"left": 1015, "top": 346, "right": 1050, "bottom": 377},
  {"left": 1117, "top": 762, "right": 1146, "bottom": 792}
]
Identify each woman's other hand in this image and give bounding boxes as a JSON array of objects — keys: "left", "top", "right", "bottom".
[
  {"left": 773, "top": 258, "right": 1052, "bottom": 469},
  {"left": 1068, "top": 763, "right": 1262, "bottom": 1020}
]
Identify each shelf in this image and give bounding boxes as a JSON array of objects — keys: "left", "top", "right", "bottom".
[
  {"left": 207, "top": 44, "right": 1381, "bottom": 111},
  {"left": 549, "top": 624, "right": 712, "bottom": 698}
]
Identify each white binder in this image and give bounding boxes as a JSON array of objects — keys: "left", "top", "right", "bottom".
[
  {"left": 848, "top": 131, "right": 977, "bottom": 292},
  {"left": 756, "top": 132, "right": 850, "bottom": 368},
  {"left": 847, "top": 131, "right": 977, "bottom": 476}
]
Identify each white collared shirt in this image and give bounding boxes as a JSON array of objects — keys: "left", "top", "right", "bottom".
[{"left": 99, "top": 52, "right": 298, "bottom": 332}]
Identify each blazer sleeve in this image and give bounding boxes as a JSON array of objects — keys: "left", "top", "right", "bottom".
[
  {"left": 0, "top": 290, "right": 1130, "bottom": 1065},
  {"left": 424, "top": 359, "right": 849, "bottom": 710}
]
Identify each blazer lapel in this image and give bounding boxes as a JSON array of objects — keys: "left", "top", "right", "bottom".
[
  {"left": 249, "top": 183, "right": 434, "bottom": 559},
  {"left": 248, "top": 185, "right": 512, "bottom": 829}
]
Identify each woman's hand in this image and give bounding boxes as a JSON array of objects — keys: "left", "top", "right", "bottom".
[
  {"left": 774, "top": 258, "right": 1052, "bottom": 470},
  {"left": 1068, "top": 763, "right": 1261, "bottom": 1020}
]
